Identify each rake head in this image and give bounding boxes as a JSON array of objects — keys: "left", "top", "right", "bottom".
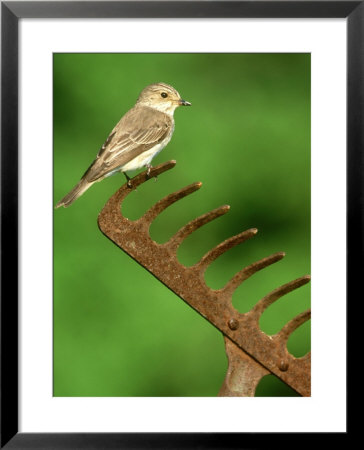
[{"left": 98, "top": 161, "right": 311, "bottom": 397}]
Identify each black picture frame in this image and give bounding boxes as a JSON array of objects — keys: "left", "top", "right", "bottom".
[{"left": 1, "top": 1, "right": 355, "bottom": 448}]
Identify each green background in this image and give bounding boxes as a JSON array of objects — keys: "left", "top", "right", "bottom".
[{"left": 53, "top": 53, "right": 310, "bottom": 397}]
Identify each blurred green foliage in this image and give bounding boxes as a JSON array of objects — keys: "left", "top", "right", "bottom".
[{"left": 53, "top": 53, "right": 310, "bottom": 397}]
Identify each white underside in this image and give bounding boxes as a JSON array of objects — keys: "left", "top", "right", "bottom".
[
  {"left": 120, "top": 126, "right": 174, "bottom": 172},
  {"left": 121, "top": 141, "right": 165, "bottom": 171}
]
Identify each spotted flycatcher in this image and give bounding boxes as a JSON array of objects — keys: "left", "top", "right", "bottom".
[{"left": 55, "top": 82, "right": 191, "bottom": 208}]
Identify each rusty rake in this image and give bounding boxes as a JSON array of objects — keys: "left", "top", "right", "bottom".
[{"left": 98, "top": 160, "right": 311, "bottom": 397}]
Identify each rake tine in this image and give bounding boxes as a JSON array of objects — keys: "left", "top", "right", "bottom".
[
  {"left": 99, "top": 161, "right": 178, "bottom": 220},
  {"left": 166, "top": 205, "right": 230, "bottom": 251},
  {"left": 221, "top": 252, "right": 286, "bottom": 297},
  {"left": 140, "top": 182, "right": 202, "bottom": 226},
  {"left": 276, "top": 309, "right": 311, "bottom": 344},
  {"left": 250, "top": 275, "right": 311, "bottom": 319},
  {"left": 194, "top": 228, "right": 258, "bottom": 273},
  {"left": 125, "top": 160, "right": 177, "bottom": 192}
]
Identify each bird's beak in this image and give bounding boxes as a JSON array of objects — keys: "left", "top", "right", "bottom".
[{"left": 179, "top": 99, "right": 191, "bottom": 106}]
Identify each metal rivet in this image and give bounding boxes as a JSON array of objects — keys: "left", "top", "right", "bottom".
[
  {"left": 228, "top": 318, "right": 239, "bottom": 330},
  {"left": 279, "top": 360, "right": 289, "bottom": 372}
]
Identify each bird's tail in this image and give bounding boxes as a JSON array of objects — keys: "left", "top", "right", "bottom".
[{"left": 55, "top": 179, "right": 93, "bottom": 208}]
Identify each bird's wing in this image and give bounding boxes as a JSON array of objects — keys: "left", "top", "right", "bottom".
[{"left": 83, "top": 106, "right": 172, "bottom": 182}]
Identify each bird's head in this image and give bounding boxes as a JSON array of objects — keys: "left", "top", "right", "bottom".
[{"left": 136, "top": 82, "right": 191, "bottom": 115}]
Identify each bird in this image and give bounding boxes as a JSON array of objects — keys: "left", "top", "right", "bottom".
[{"left": 55, "top": 82, "right": 191, "bottom": 208}]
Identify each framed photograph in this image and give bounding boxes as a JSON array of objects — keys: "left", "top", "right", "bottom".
[{"left": 1, "top": 1, "right": 355, "bottom": 447}]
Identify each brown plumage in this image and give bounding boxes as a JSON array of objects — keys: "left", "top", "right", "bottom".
[{"left": 55, "top": 83, "right": 191, "bottom": 208}]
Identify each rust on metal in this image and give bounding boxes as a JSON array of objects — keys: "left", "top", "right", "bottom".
[{"left": 98, "top": 161, "right": 311, "bottom": 397}]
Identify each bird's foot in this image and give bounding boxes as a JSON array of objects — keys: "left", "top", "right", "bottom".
[
  {"left": 146, "top": 164, "right": 158, "bottom": 182},
  {"left": 124, "top": 172, "right": 133, "bottom": 188}
]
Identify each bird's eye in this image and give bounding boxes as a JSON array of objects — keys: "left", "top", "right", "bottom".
[{"left": 161, "top": 92, "right": 168, "bottom": 98}]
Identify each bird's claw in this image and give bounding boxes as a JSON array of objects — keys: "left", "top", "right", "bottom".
[
  {"left": 124, "top": 172, "right": 133, "bottom": 188},
  {"left": 146, "top": 165, "right": 152, "bottom": 179}
]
